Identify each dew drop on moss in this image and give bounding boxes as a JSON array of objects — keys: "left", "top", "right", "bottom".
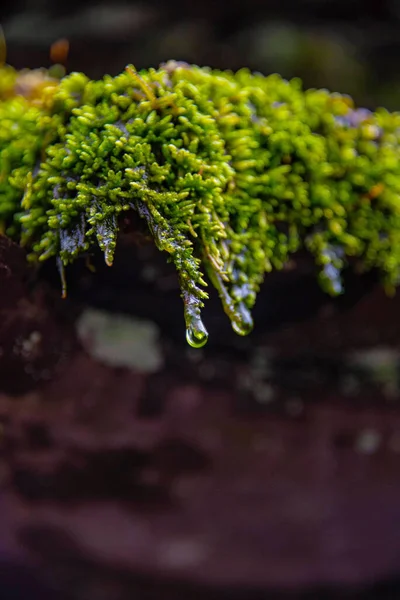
[
  {"left": 186, "top": 324, "right": 209, "bottom": 348},
  {"left": 231, "top": 302, "right": 254, "bottom": 336}
]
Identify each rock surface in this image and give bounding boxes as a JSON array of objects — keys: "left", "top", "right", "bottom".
[{"left": 0, "top": 236, "right": 399, "bottom": 599}]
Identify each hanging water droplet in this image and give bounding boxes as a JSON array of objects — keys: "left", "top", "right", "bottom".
[
  {"left": 186, "top": 325, "right": 208, "bottom": 348},
  {"left": 182, "top": 287, "right": 208, "bottom": 348},
  {"left": 231, "top": 302, "right": 254, "bottom": 336},
  {"left": 104, "top": 250, "right": 114, "bottom": 267}
]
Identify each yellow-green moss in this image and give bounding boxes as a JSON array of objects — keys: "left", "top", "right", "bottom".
[{"left": 1, "top": 60, "right": 400, "bottom": 346}]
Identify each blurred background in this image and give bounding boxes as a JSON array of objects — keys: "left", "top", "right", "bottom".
[
  {"left": 1, "top": 1, "right": 400, "bottom": 599},
  {"left": 4, "top": 0, "right": 400, "bottom": 110}
]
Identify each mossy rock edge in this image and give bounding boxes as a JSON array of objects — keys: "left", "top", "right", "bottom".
[{"left": 1, "top": 61, "right": 400, "bottom": 346}]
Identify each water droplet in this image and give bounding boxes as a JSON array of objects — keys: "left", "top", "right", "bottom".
[
  {"left": 182, "top": 288, "right": 208, "bottom": 348},
  {"left": 186, "top": 324, "right": 208, "bottom": 348},
  {"left": 232, "top": 320, "right": 253, "bottom": 336},
  {"left": 231, "top": 302, "right": 254, "bottom": 336},
  {"left": 104, "top": 251, "right": 114, "bottom": 267}
]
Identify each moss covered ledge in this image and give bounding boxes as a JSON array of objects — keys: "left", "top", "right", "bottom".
[{"left": 1, "top": 60, "right": 400, "bottom": 346}]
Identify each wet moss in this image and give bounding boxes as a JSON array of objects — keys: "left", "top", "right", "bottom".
[{"left": 1, "top": 60, "right": 400, "bottom": 345}]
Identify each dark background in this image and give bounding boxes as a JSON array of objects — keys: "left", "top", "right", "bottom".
[
  {"left": 1, "top": 2, "right": 400, "bottom": 600},
  {"left": 3, "top": 0, "right": 400, "bottom": 110}
]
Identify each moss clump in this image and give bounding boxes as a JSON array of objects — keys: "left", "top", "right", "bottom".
[{"left": 1, "top": 60, "right": 400, "bottom": 346}]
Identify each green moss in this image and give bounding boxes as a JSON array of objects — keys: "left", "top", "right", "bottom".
[{"left": 1, "top": 60, "right": 400, "bottom": 346}]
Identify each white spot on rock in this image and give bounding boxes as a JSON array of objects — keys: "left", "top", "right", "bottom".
[
  {"left": 77, "top": 308, "right": 163, "bottom": 373},
  {"left": 355, "top": 429, "right": 381, "bottom": 455},
  {"left": 349, "top": 347, "right": 399, "bottom": 382},
  {"left": 14, "top": 330, "right": 42, "bottom": 359}
]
